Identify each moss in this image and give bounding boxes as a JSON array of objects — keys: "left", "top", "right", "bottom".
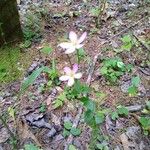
[{"left": 0, "top": 45, "right": 34, "bottom": 84}]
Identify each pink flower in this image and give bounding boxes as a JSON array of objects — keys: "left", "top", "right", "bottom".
[
  {"left": 59, "top": 64, "right": 82, "bottom": 86},
  {"left": 58, "top": 31, "right": 87, "bottom": 54}
]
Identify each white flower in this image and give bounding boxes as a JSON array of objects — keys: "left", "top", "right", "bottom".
[
  {"left": 59, "top": 64, "right": 82, "bottom": 86},
  {"left": 58, "top": 31, "right": 87, "bottom": 54}
]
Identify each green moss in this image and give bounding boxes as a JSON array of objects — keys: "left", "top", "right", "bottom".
[{"left": 0, "top": 45, "right": 34, "bottom": 84}]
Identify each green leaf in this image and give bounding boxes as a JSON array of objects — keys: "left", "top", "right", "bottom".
[
  {"left": 84, "top": 110, "right": 95, "bottom": 126},
  {"left": 95, "top": 112, "right": 105, "bottom": 124},
  {"left": 81, "top": 97, "right": 96, "bottom": 112},
  {"left": 146, "top": 101, "right": 150, "bottom": 110},
  {"left": 117, "top": 106, "right": 129, "bottom": 116},
  {"left": 64, "top": 121, "right": 73, "bottom": 130},
  {"left": 131, "top": 76, "right": 140, "bottom": 87},
  {"left": 128, "top": 85, "right": 137, "bottom": 96},
  {"left": 121, "top": 35, "right": 132, "bottom": 43},
  {"left": 20, "top": 67, "right": 45, "bottom": 93},
  {"left": 24, "top": 144, "right": 40, "bottom": 150},
  {"left": 52, "top": 99, "right": 63, "bottom": 109},
  {"left": 68, "top": 145, "right": 77, "bottom": 150},
  {"left": 139, "top": 117, "right": 150, "bottom": 128},
  {"left": 117, "top": 61, "right": 125, "bottom": 68},
  {"left": 78, "top": 48, "right": 86, "bottom": 60},
  {"left": 70, "top": 127, "right": 81, "bottom": 136},
  {"left": 111, "top": 111, "right": 119, "bottom": 120},
  {"left": 41, "top": 46, "right": 53, "bottom": 54},
  {"left": 100, "top": 67, "right": 107, "bottom": 75},
  {"left": 63, "top": 129, "right": 70, "bottom": 138}
]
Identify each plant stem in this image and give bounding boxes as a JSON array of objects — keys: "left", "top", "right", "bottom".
[
  {"left": 76, "top": 49, "right": 80, "bottom": 64},
  {"left": 67, "top": 54, "right": 72, "bottom": 68},
  {"left": 0, "top": 115, "right": 17, "bottom": 149}
]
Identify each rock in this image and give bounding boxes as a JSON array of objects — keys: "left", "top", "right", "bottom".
[
  {"left": 46, "top": 128, "right": 57, "bottom": 138},
  {"left": 54, "top": 134, "right": 64, "bottom": 142},
  {"left": 120, "top": 80, "right": 131, "bottom": 93},
  {"left": 73, "top": 139, "right": 82, "bottom": 149},
  {"left": 126, "top": 126, "right": 141, "bottom": 139}
]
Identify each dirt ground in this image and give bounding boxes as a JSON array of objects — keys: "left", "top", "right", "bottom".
[{"left": 0, "top": 0, "right": 150, "bottom": 150}]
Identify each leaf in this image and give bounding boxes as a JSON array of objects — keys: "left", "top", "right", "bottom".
[
  {"left": 111, "top": 111, "right": 119, "bottom": 120},
  {"left": 64, "top": 121, "right": 73, "bottom": 130},
  {"left": 84, "top": 110, "right": 95, "bottom": 126},
  {"left": 70, "top": 127, "right": 81, "bottom": 136},
  {"left": 121, "top": 35, "right": 132, "bottom": 43},
  {"left": 117, "top": 61, "right": 125, "bottom": 68},
  {"left": 95, "top": 112, "right": 105, "bottom": 124},
  {"left": 63, "top": 129, "right": 70, "bottom": 138},
  {"left": 117, "top": 106, "right": 129, "bottom": 116},
  {"left": 128, "top": 85, "right": 137, "bottom": 96},
  {"left": 52, "top": 99, "right": 63, "bottom": 109},
  {"left": 20, "top": 67, "right": 45, "bottom": 93},
  {"left": 8, "top": 107, "right": 15, "bottom": 121},
  {"left": 78, "top": 48, "right": 86, "bottom": 60},
  {"left": 41, "top": 46, "right": 53, "bottom": 54},
  {"left": 68, "top": 144, "right": 77, "bottom": 150},
  {"left": 146, "top": 101, "right": 150, "bottom": 110},
  {"left": 131, "top": 76, "right": 140, "bottom": 87},
  {"left": 81, "top": 97, "right": 96, "bottom": 112},
  {"left": 24, "top": 144, "right": 40, "bottom": 150}
]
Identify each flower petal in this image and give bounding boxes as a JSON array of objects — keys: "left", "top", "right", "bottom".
[
  {"left": 67, "top": 77, "right": 75, "bottom": 86},
  {"left": 69, "top": 31, "right": 77, "bottom": 43},
  {"left": 65, "top": 47, "right": 76, "bottom": 54},
  {"left": 59, "top": 75, "right": 69, "bottom": 81},
  {"left": 64, "top": 67, "right": 71, "bottom": 74},
  {"left": 76, "top": 44, "right": 84, "bottom": 49},
  {"left": 73, "top": 64, "right": 78, "bottom": 73},
  {"left": 78, "top": 32, "right": 87, "bottom": 44},
  {"left": 59, "top": 42, "right": 72, "bottom": 49},
  {"left": 74, "top": 73, "right": 82, "bottom": 79}
]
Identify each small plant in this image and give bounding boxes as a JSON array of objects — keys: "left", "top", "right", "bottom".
[
  {"left": 24, "top": 143, "right": 41, "bottom": 150},
  {"left": 111, "top": 105, "right": 129, "bottom": 120},
  {"left": 121, "top": 35, "right": 133, "bottom": 51},
  {"left": 100, "top": 57, "right": 132, "bottom": 83},
  {"left": 52, "top": 92, "right": 67, "bottom": 109},
  {"left": 139, "top": 117, "right": 150, "bottom": 135},
  {"left": 128, "top": 76, "right": 141, "bottom": 96},
  {"left": 63, "top": 121, "right": 81, "bottom": 138}
]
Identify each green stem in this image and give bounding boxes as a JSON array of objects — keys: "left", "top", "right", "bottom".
[
  {"left": 0, "top": 115, "right": 17, "bottom": 149},
  {"left": 77, "top": 49, "right": 80, "bottom": 64}
]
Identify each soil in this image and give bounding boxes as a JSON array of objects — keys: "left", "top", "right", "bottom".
[{"left": 0, "top": 0, "right": 150, "bottom": 150}]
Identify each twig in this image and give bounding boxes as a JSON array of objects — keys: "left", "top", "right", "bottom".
[
  {"left": 107, "top": 16, "right": 149, "bottom": 42},
  {"left": 64, "top": 53, "right": 101, "bottom": 150},
  {"left": 132, "top": 33, "right": 150, "bottom": 52},
  {"left": 126, "top": 105, "right": 144, "bottom": 112}
]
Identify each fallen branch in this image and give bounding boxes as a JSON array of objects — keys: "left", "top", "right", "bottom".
[
  {"left": 133, "top": 33, "right": 150, "bottom": 52},
  {"left": 64, "top": 53, "right": 101, "bottom": 150},
  {"left": 107, "top": 15, "right": 149, "bottom": 43},
  {"left": 127, "top": 105, "right": 144, "bottom": 112}
]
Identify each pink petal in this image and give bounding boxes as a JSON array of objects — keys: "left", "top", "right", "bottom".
[
  {"left": 69, "top": 31, "right": 77, "bottom": 42},
  {"left": 59, "top": 42, "right": 72, "bottom": 49},
  {"left": 64, "top": 67, "right": 71, "bottom": 74},
  {"left": 78, "top": 32, "right": 87, "bottom": 44},
  {"left": 65, "top": 47, "right": 76, "bottom": 54},
  {"left": 59, "top": 75, "right": 69, "bottom": 81},
  {"left": 73, "top": 64, "right": 78, "bottom": 73},
  {"left": 74, "top": 73, "right": 82, "bottom": 79},
  {"left": 67, "top": 77, "right": 75, "bottom": 86}
]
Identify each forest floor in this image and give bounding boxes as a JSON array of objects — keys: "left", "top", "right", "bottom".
[{"left": 0, "top": 0, "right": 150, "bottom": 150}]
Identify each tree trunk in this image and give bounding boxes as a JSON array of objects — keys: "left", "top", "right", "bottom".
[{"left": 0, "top": 0, "right": 23, "bottom": 46}]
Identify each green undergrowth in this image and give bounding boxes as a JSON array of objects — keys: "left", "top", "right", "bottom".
[{"left": 0, "top": 45, "right": 32, "bottom": 84}]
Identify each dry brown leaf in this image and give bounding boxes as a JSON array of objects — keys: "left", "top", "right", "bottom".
[{"left": 17, "top": 118, "right": 41, "bottom": 147}]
